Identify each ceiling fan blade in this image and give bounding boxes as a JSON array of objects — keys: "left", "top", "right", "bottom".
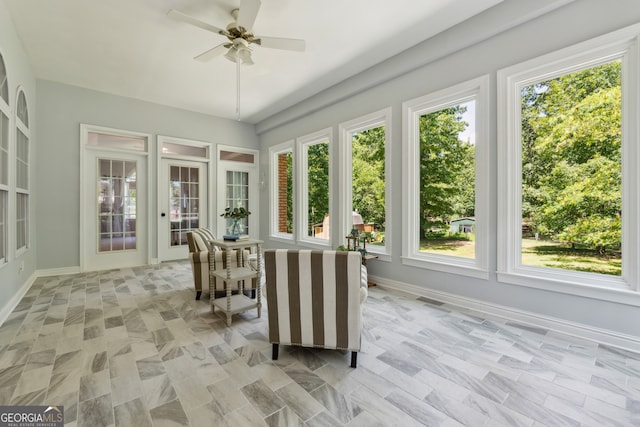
[
  {"left": 167, "top": 9, "right": 226, "bottom": 35},
  {"left": 254, "top": 36, "right": 305, "bottom": 52},
  {"left": 237, "top": 0, "right": 261, "bottom": 31},
  {"left": 194, "top": 44, "right": 228, "bottom": 62}
]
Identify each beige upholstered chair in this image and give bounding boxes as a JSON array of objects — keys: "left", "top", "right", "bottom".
[
  {"left": 186, "top": 230, "right": 255, "bottom": 300},
  {"left": 264, "top": 249, "right": 368, "bottom": 367},
  {"left": 187, "top": 230, "right": 210, "bottom": 300}
]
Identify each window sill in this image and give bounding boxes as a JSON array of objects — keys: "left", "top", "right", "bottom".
[
  {"left": 497, "top": 269, "right": 640, "bottom": 306},
  {"left": 401, "top": 255, "right": 489, "bottom": 280},
  {"left": 269, "top": 234, "right": 295, "bottom": 245},
  {"left": 296, "top": 239, "right": 332, "bottom": 250},
  {"left": 15, "top": 247, "right": 29, "bottom": 258},
  {"left": 364, "top": 247, "right": 391, "bottom": 262}
]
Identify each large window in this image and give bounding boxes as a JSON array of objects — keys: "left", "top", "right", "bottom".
[
  {"left": 403, "top": 76, "right": 489, "bottom": 277},
  {"left": 498, "top": 24, "right": 640, "bottom": 297},
  {"left": 15, "top": 89, "right": 28, "bottom": 253},
  {"left": 270, "top": 141, "right": 294, "bottom": 240},
  {"left": 339, "top": 109, "right": 391, "bottom": 256},
  {"left": 0, "top": 53, "right": 7, "bottom": 264},
  {"left": 297, "top": 129, "right": 331, "bottom": 245}
]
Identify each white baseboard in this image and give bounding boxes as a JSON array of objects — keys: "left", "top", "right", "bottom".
[
  {"left": 37, "top": 266, "right": 81, "bottom": 277},
  {"left": 0, "top": 271, "right": 37, "bottom": 327},
  {"left": 369, "top": 274, "right": 640, "bottom": 353},
  {"left": 0, "top": 267, "right": 82, "bottom": 326}
]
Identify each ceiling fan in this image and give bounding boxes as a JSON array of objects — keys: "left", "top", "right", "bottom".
[{"left": 168, "top": 0, "right": 306, "bottom": 66}]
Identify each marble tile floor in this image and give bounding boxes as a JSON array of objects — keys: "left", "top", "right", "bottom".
[{"left": 1, "top": 261, "right": 640, "bottom": 426}]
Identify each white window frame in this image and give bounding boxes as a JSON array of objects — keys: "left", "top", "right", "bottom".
[
  {"left": 269, "top": 140, "right": 295, "bottom": 242},
  {"left": 296, "top": 128, "right": 332, "bottom": 248},
  {"left": 339, "top": 108, "right": 392, "bottom": 261},
  {"left": 497, "top": 24, "right": 640, "bottom": 304},
  {"left": 402, "top": 75, "right": 490, "bottom": 279},
  {"left": 15, "top": 87, "right": 29, "bottom": 256},
  {"left": 0, "top": 53, "right": 9, "bottom": 266}
]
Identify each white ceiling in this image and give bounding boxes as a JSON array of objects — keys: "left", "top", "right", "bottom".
[{"left": 4, "top": 0, "right": 500, "bottom": 123}]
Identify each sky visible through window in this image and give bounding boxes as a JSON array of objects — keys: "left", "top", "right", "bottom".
[{"left": 458, "top": 100, "right": 475, "bottom": 145}]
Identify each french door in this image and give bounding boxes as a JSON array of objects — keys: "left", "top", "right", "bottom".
[
  {"left": 216, "top": 146, "right": 259, "bottom": 238},
  {"left": 82, "top": 147, "right": 148, "bottom": 271},
  {"left": 158, "top": 159, "right": 208, "bottom": 261}
]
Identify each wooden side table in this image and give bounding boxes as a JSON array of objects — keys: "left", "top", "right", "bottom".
[{"left": 208, "top": 238, "right": 263, "bottom": 326}]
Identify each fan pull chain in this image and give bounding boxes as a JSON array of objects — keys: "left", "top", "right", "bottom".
[{"left": 236, "top": 57, "right": 241, "bottom": 121}]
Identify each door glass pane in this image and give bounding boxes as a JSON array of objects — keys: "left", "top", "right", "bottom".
[
  {"left": 224, "top": 170, "right": 250, "bottom": 235},
  {"left": 162, "top": 142, "right": 207, "bottom": 158},
  {"left": 220, "top": 150, "right": 254, "bottom": 164},
  {"left": 169, "top": 165, "right": 200, "bottom": 247},
  {"left": 98, "top": 159, "right": 137, "bottom": 252},
  {"left": 88, "top": 132, "right": 146, "bottom": 151}
]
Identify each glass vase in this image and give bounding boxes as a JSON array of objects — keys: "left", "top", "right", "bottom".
[{"left": 230, "top": 219, "right": 242, "bottom": 236}]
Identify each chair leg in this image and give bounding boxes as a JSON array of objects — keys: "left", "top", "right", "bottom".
[
  {"left": 272, "top": 344, "right": 279, "bottom": 360},
  {"left": 195, "top": 291, "right": 202, "bottom": 300},
  {"left": 350, "top": 351, "right": 357, "bottom": 368}
]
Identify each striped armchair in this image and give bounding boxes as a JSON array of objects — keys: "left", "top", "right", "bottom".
[
  {"left": 186, "top": 230, "right": 255, "bottom": 300},
  {"left": 264, "top": 249, "right": 368, "bottom": 368}
]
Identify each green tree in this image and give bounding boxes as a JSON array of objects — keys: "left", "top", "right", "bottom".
[
  {"left": 284, "top": 151, "right": 293, "bottom": 233},
  {"left": 419, "top": 105, "right": 474, "bottom": 236},
  {"left": 352, "top": 126, "right": 385, "bottom": 228},
  {"left": 521, "top": 61, "right": 622, "bottom": 251},
  {"left": 307, "top": 142, "right": 329, "bottom": 235}
]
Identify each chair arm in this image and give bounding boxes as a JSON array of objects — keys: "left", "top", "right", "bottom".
[
  {"left": 360, "top": 264, "right": 368, "bottom": 304},
  {"left": 189, "top": 250, "right": 209, "bottom": 263}
]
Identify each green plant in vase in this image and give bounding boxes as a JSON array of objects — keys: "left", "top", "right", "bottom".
[{"left": 220, "top": 207, "right": 251, "bottom": 237}]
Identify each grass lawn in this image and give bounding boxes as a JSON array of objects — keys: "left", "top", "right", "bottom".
[
  {"left": 421, "top": 237, "right": 621, "bottom": 276},
  {"left": 521, "top": 238, "right": 621, "bottom": 276},
  {"left": 420, "top": 238, "right": 475, "bottom": 259}
]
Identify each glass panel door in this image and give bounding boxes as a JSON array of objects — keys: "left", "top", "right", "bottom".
[
  {"left": 82, "top": 145, "right": 147, "bottom": 272},
  {"left": 216, "top": 146, "right": 258, "bottom": 239},
  {"left": 224, "top": 170, "right": 250, "bottom": 235},
  {"left": 98, "top": 159, "right": 137, "bottom": 252},
  {"left": 169, "top": 165, "right": 200, "bottom": 246},
  {"left": 159, "top": 158, "right": 207, "bottom": 262}
]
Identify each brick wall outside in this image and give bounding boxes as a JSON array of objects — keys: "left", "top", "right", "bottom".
[{"left": 277, "top": 153, "right": 289, "bottom": 233}]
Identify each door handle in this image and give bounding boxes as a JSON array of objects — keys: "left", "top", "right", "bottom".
[{"left": 161, "top": 212, "right": 166, "bottom": 217}]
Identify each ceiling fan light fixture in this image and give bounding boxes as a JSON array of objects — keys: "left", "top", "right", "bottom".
[
  {"left": 224, "top": 49, "right": 237, "bottom": 63},
  {"left": 170, "top": 0, "right": 305, "bottom": 120},
  {"left": 224, "top": 41, "right": 254, "bottom": 65}
]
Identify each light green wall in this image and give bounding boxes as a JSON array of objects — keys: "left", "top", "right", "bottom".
[{"left": 35, "top": 81, "right": 258, "bottom": 270}]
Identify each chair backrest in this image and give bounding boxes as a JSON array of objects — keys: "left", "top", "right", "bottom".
[
  {"left": 264, "top": 249, "right": 363, "bottom": 351},
  {"left": 198, "top": 228, "right": 220, "bottom": 250},
  {"left": 187, "top": 230, "right": 210, "bottom": 252}
]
